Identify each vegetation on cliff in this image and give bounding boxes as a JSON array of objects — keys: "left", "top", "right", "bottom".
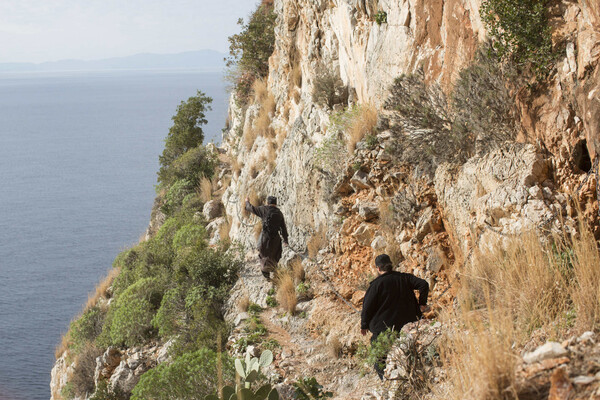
[{"left": 58, "top": 92, "right": 243, "bottom": 399}]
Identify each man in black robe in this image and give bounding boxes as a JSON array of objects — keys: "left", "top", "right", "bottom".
[
  {"left": 360, "top": 254, "right": 430, "bottom": 379},
  {"left": 245, "top": 195, "right": 289, "bottom": 280}
]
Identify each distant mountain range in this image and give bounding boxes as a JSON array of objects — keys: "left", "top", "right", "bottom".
[{"left": 0, "top": 50, "right": 226, "bottom": 72}]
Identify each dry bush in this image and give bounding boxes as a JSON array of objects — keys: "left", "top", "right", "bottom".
[
  {"left": 328, "top": 336, "right": 342, "bottom": 359},
  {"left": 346, "top": 104, "right": 377, "bottom": 153},
  {"left": 307, "top": 226, "right": 327, "bottom": 259},
  {"left": 238, "top": 293, "right": 250, "bottom": 312},
  {"left": 198, "top": 177, "right": 213, "bottom": 203},
  {"left": 569, "top": 222, "right": 600, "bottom": 330},
  {"left": 275, "top": 271, "right": 297, "bottom": 314},
  {"left": 289, "top": 257, "right": 305, "bottom": 283},
  {"left": 70, "top": 343, "right": 103, "bottom": 398}
]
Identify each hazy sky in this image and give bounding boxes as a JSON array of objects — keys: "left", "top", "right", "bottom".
[{"left": 0, "top": 0, "right": 259, "bottom": 63}]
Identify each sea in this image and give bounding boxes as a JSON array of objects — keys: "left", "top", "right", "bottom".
[{"left": 0, "top": 69, "right": 229, "bottom": 400}]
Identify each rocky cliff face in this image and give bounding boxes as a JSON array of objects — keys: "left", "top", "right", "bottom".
[{"left": 51, "top": 0, "right": 600, "bottom": 398}]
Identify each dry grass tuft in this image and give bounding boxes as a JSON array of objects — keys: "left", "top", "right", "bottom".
[
  {"left": 253, "top": 78, "right": 269, "bottom": 103},
  {"left": 346, "top": 104, "right": 378, "bottom": 153},
  {"left": 291, "top": 62, "right": 302, "bottom": 88},
  {"left": 255, "top": 95, "right": 276, "bottom": 138},
  {"left": 253, "top": 222, "right": 262, "bottom": 240},
  {"left": 289, "top": 256, "right": 305, "bottom": 283},
  {"left": 198, "top": 177, "right": 213, "bottom": 203},
  {"left": 328, "top": 336, "right": 342, "bottom": 359},
  {"left": 438, "top": 309, "right": 517, "bottom": 400},
  {"left": 238, "top": 293, "right": 250, "bottom": 312},
  {"left": 84, "top": 268, "right": 119, "bottom": 312},
  {"left": 219, "top": 217, "right": 232, "bottom": 243},
  {"left": 308, "top": 225, "right": 328, "bottom": 259},
  {"left": 569, "top": 222, "right": 600, "bottom": 330},
  {"left": 243, "top": 123, "right": 258, "bottom": 151},
  {"left": 242, "top": 188, "right": 262, "bottom": 218},
  {"left": 231, "top": 156, "right": 242, "bottom": 177},
  {"left": 276, "top": 129, "right": 288, "bottom": 149},
  {"left": 436, "top": 223, "right": 600, "bottom": 400},
  {"left": 275, "top": 270, "right": 297, "bottom": 314},
  {"left": 55, "top": 332, "right": 72, "bottom": 359}
]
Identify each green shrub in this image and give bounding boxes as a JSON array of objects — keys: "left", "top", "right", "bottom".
[
  {"left": 69, "top": 306, "right": 106, "bottom": 353},
  {"left": 226, "top": 3, "right": 276, "bottom": 102},
  {"left": 174, "top": 245, "right": 241, "bottom": 291},
  {"left": 161, "top": 179, "right": 194, "bottom": 215},
  {"left": 312, "top": 66, "right": 348, "bottom": 109},
  {"left": 293, "top": 377, "right": 333, "bottom": 400},
  {"left": 89, "top": 381, "right": 128, "bottom": 400},
  {"left": 374, "top": 11, "right": 387, "bottom": 25},
  {"left": 314, "top": 135, "right": 348, "bottom": 174},
  {"left": 480, "top": 0, "right": 554, "bottom": 76},
  {"left": 159, "top": 146, "right": 216, "bottom": 188},
  {"left": 158, "top": 91, "right": 212, "bottom": 172},
  {"left": 173, "top": 223, "right": 207, "bottom": 252},
  {"left": 104, "top": 278, "right": 163, "bottom": 347},
  {"left": 131, "top": 348, "right": 235, "bottom": 400}
]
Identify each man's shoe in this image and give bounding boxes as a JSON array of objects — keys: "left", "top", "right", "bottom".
[{"left": 262, "top": 271, "right": 271, "bottom": 280}]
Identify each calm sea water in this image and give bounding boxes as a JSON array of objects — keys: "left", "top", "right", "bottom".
[{"left": 0, "top": 70, "right": 228, "bottom": 400}]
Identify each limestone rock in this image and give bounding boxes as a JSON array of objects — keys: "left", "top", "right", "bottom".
[
  {"left": 358, "top": 202, "right": 379, "bottom": 221},
  {"left": 524, "top": 342, "right": 568, "bottom": 364},
  {"left": 350, "top": 170, "right": 371, "bottom": 191},
  {"left": 352, "top": 223, "right": 375, "bottom": 246},
  {"left": 203, "top": 199, "right": 223, "bottom": 220},
  {"left": 371, "top": 235, "right": 387, "bottom": 251},
  {"left": 415, "top": 207, "right": 441, "bottom": 241}
]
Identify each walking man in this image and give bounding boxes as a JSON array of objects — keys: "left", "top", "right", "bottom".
[
  {"left": 245, "top": 196, "right": 289, "bottom": 280},
  {"left": 360, "top": 254, "right": 430, "bottom": 379}
]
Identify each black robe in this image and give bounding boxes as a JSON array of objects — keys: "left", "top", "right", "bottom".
[
  {"left": 361, "top": 271, "right": 429, "bottom": 335},
  {"left": 245, "top": 201, "right": 289, "bottom": 272}
]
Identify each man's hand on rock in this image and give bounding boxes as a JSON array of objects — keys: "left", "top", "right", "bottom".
[
  {"left": 245, "top": 197, "right": 249, "bottom": 203},
  {"left": 420, "top": 305, "right": 431, "bottom": 313}
]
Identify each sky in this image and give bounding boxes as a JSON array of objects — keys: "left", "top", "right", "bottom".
[{"left": 0, "top": 0, "right": 259, "bottom": 63}]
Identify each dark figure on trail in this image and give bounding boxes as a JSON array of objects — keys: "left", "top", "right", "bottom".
[
  {"left": 245, "top": 196, "right": 289, "bottom": 280},
  {"left": 360, "top": 254, "right": 430, "bottom": 380}
]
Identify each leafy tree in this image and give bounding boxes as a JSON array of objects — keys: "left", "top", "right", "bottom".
[
  {"left": 480, "top": 0, "right": 554, "bottom": 76},
  {"left": 226, "top": 2, "right": 276, "bottom": 101},
  {"left": 158, "top": 91, "right": 213, "bottom": 175}
]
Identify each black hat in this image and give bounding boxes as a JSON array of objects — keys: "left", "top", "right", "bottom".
[
  {"left": 375, "top": 254, "right": 393, "bottom": 268},
  {"left": 267, "top": 196, "right": 277, "bottom": 205}
]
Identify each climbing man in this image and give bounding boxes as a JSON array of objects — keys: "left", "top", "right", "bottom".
[
  {"left": 360, "top": 254, "right": 430, "bottom": 380},
  {"left": 245, "top": 195, "right": 289, "bottom": 280}
]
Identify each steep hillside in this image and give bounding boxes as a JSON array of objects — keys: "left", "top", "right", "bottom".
[{"left": 52, "top": 0, "right": 600, "bottom": 399}]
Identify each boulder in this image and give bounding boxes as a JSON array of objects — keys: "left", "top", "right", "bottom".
[
  {"left": 352, "top": 223, "right": 375, "bottom": 246},
  {"left": 203, "top": 199, "right": 223, "bottom": 220},
  {"left": 358, "top": 202, "right": 379, "bottom": 221},
  {"left": 371, "top": 236, "right": 387, "bottom": 251},
  {"left": 524, "top": 342, "right": 568, "bottom": 364},
  {"left": 350, "top": 170, "right": 371, "bottom": 191}
]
